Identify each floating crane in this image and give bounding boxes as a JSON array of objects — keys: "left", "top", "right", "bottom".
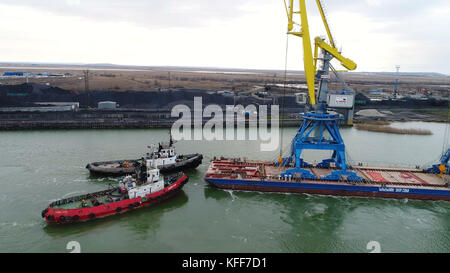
[
  {"left": 204, "top": 1, "right": 450, "bottom": 200},
  {"left": 284, "top": 0, "right": 357, "bottom": 123},
  {"left": 280, "top": 0, "right": 362, "bottom": 181}
]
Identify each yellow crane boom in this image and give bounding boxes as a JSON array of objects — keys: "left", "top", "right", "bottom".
[
  {"left": 315, "top": 0, "right": 335, "bottom": 48},
  {"left": 285, "top": 0, "right": 316, "bottom": 105},
  {"left": 314, "top": 37, "right": 357, "bottom": 71},
  {"left": 284, "top": 0, "right": 357, "bottom": 106}
]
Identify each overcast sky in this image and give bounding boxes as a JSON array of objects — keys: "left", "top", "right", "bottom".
[{"left": 0, "top": 0, "right": 449, "bottom": 73}]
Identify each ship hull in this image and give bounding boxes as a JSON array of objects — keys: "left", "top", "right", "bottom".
[
  {"left": 42, "top": 174, "right": 189, "bottom": 224},
  {"left": 205, "top": 178, "right": 450, "bottom": 201},
  {"left": 86, "top": 154, "right": 203, "bottom": 176}
]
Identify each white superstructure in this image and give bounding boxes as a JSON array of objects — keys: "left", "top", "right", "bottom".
[
  {"left": 146, "top": 141, "right": 177, "bottom": 168},
  {"left": 119, "top": 158, "right": 165, "bottom": 199}
]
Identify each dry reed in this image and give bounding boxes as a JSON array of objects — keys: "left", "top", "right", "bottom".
[{"left": 355, "top": 124, "right": 432, "bottom": 135}]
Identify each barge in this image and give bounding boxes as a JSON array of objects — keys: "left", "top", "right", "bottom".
[
  {"left": 42, "top": 160, "right": 189, "bottom": 224},
  {"left": 204, "top": 1, "right": 450, "bottom": 202},
  {"left": 204, "top": 158, "right": 450, "bottom": 201}
]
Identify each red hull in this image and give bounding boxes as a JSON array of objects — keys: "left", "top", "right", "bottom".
[
  {"left": 212, "top": 183, "right": 450, "bottom": 201},
  {"left": 43, "top": 174, "right": 189, "bottom": 224}
]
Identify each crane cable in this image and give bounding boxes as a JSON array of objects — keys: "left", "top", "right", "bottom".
[
  {"left": 442, "top": 93, "right": 450, "bottom": 155},
  {"left": 278, "top": 34, "right": 290, "bottom": 165}
]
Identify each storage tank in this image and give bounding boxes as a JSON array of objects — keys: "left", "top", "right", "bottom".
[{"left": 98, "top": 101, "right": 118, "bottom": 110}]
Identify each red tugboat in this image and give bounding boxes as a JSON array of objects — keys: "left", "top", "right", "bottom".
[{"left": 41, "top": 159, "right": 188, "bottom": 224}]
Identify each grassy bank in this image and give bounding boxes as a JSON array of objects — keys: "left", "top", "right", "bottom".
[{"left": 413, "top": 109, "right": 449, "bottom": 120}]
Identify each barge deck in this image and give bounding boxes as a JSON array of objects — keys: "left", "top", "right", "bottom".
[{"left": 204, "top": 158, "right": 450, "bottom": 201}]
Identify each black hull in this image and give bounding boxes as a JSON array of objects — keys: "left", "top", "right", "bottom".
[
  {"left": 87, "top": 154, "right": 203, "bottom": 177},
  {"left": 158, "top": 154, "right": 203, "bottom": 174}
]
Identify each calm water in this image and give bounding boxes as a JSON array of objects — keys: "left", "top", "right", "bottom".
[{"left": 0, "top": 122, "right": 449, "bottom": 253}]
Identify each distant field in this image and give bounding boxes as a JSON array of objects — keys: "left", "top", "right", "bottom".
[{"left": 0, "top": 64, "right": 449, "bottom": 95}]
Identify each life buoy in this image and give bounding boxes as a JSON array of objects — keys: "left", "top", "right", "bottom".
[
  {"left": 59, "top": 215, "right": 65, "bottom": 222},
  {"left": 72, "top": 215, "right": 79, "bottom": 221},
  {"left": 116, "top": 207, "right": 122, "bottom": 212}
]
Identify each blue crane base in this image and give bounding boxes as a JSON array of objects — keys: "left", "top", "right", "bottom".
[
  {"left": 280, "top": 112, "right": 363, "bottom": 182},
  {"left": 427, "top": 165, "right": 449, "bottom": 174},
  {"left": 426, "top": 148, "right": 450, "bottom": 174}
]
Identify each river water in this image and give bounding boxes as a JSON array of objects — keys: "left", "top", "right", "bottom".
[{"left": 0, "top": 122, "right": 449, "bottom": 253}]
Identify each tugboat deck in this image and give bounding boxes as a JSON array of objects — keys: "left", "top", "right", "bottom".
[{"left": 52, "top": 189, "right": 127, "bottom": 210}]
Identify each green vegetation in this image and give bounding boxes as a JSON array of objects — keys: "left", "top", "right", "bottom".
[{"left": 413, "top": 109, "right": 450, "bottom": 120}]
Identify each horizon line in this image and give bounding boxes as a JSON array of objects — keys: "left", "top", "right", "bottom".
[{"left": 0, "top": 61, "right": 447, "bottom": 76}]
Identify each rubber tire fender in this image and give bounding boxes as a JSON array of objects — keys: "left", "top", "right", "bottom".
[{"left": 41, "top": 208, "right": 48, "bottom": 218}]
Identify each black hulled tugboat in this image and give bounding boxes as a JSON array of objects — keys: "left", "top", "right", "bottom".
[{"left": 86, "top": 134, "right": 202, "bottom": 176}]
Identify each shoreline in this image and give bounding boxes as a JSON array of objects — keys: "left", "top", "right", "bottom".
[
  {"left": 0, "top": 117, "right": 447, "bottom": 131},
  {"left": 0, "top": 104, "right": 447, "bottom": 131}
]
